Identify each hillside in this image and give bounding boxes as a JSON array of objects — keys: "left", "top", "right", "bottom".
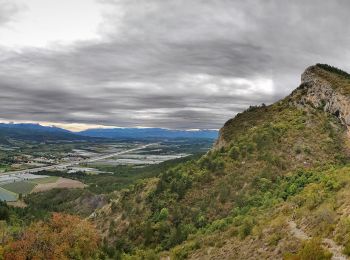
[{"left": 90, "top": 64, "right": 350, "bottom": 259}]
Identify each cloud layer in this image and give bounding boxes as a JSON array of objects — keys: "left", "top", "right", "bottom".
[{"left": 1, "top": 0, "right": 350, "bottom": 129}]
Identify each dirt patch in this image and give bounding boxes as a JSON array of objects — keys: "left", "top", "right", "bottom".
[
  {"left": 288, "top": 221, "right": 310, "bottom": 240},
  {"left": 7, "top": 200, "right": 27, "bottom": 208},
  {"left": 288, "top": 220, "right": 347, "bottom": 260},
  {"left": 31, "top": 177, "right": 86, "bottom": 193}
]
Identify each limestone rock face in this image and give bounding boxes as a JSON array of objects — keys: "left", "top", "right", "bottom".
[
  {"left": 214, "top": 127, "right": 227, "bottom": 150},
  {"left": 298, "top": 66, "right": 350, "bottom": 128},
  {"left": 214, "top": 64, "right": 350, "bottom": 150}
]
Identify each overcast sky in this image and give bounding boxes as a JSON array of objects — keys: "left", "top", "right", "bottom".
[{"left": 0, "top": 0, "right": 350, "bottom": 131}]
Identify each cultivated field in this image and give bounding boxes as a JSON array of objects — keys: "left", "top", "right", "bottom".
[
  {"left": 31, "top": 176, "right": 59, "bottom": 184},
  {"left": 0, "top": 173, "right": 85, "bottom": 201},
  {"left": 31, "top": 177, "right": 86, "bottom": 193},
  {"left": 1, "top": 181, "right": 36, "bottom": 195},
  {"left": 0, "top": 187, "right": 17, "bottom": 201}
]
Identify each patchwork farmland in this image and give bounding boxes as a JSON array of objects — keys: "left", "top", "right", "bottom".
[{"left": 0, "top": 173, "right": 84, "bottom": 201}]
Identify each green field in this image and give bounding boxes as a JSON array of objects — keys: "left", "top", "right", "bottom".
[
  {"left": 0, "top": 187, "right": 18, "bottom": 201},
  {"left": 1, "top": 181, "right": 37, "bottom": 195},
  {"left": 31, "top": 176, "right": 59, "bottom": 184}
]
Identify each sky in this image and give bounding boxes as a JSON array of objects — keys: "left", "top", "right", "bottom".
[{"left": 0, "top": 0, "right": 350, "bottom": 131}]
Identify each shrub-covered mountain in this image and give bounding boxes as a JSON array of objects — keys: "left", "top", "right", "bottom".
[
  {"left": 79, "top": 128, "right": 218, "bottom": 140},
  {"left": 88, "top": 64, "right": 350, "bottom": 259}
]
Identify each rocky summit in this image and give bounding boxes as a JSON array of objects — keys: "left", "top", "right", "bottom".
[{"left": 296, "top": 64, "right": 350, "bottom": 132}]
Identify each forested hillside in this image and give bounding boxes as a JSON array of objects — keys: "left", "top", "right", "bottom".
[{"left": 91, "top": 64, "right": 350, "bottom": 259}]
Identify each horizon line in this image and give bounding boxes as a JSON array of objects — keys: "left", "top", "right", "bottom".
[{"left": 0, "top": 120, "right": 219, "bottom": 132}]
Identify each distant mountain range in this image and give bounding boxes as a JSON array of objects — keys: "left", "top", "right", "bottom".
[
  {"left": 78, "top": 128, "right": 218, "bottom": 139},
  {"left": 0, "top": 123, "right": 88, "bottom": 143},
  {"left": 0, "top": 123, "right": 218, "bottom": 144},
  {"left": 0, "top": 123, "right": 70, "bottom": 133}
]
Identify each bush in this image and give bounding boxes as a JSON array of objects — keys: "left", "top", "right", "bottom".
[
  {"left": 229, "top": 146, "right": 240, "bottom": 160},
  {"left": 285, "top": 238, "right": 332, "bottom": 260},
  {"left": 335, "top": 217, "right": 350, "bottom": 256},
  {"left": 159, "top": 208, "right": 169, "bottom": 221},
  {"left": 111, "top": 201, "right": 118, "bottom": 213},
  {"left": 239, "top": 218, "right": 254, "bottom": 239},
  {"left": 170, "top": 241, "right": 200, "bottom": 260},
  {"left": 0, "top": 203, "right": 9, "bottom": 221}
]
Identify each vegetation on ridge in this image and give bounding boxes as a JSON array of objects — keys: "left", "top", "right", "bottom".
[
  {"left": 308, "top": 63, "right": 350, "bottom": 95},
  {"left": 316, "top": 63, "right": 350, "bottom": 80}
]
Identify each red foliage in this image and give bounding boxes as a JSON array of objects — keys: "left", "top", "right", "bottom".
[{"left": 4, "top": 213, "right": 100, "bottom": 260}]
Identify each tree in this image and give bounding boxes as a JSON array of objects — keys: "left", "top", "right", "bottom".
[
  {"left": 0, "top": 204, "right": 9, "bottom": 222},
  {"left": 4, "top": 213, "right": 100, "bottom": 260},
  {"left": 159, "top": 208, "right": 169, "bottom": 221}
]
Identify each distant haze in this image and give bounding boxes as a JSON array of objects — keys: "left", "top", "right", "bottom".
[{"left": 1, "top": 0, "right": 350, "bottom": 129}]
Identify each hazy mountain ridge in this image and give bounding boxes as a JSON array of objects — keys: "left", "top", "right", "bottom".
[
  {"left": 79, "top": 128, "right": 218, "bottom": 139},
  {"left": 0, "top": 123, "right": 70, "bottom": 133},
  {"left": 90, "top": 64, "right": 350, "bottom": 259},
  {"left": 0, "top": 123, "right": 218, "bottom": 144},
  {"left": 0, "top": 123, "right": 88, "bottom": 143}
]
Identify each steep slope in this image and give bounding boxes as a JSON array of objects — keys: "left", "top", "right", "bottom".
[{"left": 92, "top": 64, "right": 350, "bottom": 259}]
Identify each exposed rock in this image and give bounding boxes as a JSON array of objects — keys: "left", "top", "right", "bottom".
[
  {"left": 296, "top": 65, "right": 350, "bottom": 130},
  {"left": 214, "top": 127, "right": 228, "bottom": 149}
]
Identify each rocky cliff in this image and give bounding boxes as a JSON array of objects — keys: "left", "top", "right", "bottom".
[
  {"left": 294, "top": 65, "right": 350, "bottom": 132},
  {"left": 215, "top": 64, "right": 350, "bottom": 149}
]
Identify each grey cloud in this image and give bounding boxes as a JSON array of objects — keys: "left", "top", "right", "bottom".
[
  {"left": 0, "top": 0, "right": 21, "bottom": 26},
  {"left": 1, "top": 0, "right": 350, "bottom": 129}
]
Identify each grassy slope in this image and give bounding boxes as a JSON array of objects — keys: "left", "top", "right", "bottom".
[{"left": 92, "top": 82, "right": 350, "bottom": 259}]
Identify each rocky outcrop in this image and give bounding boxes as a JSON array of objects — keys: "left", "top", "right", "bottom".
[
  {"left": 214, "top": 127, "right": 228, "bottom": 150},
  {"left": 297, "top": 65, "right": 350, "bottom": 130},
  {"left": 214, "top": 65, "right": 350, "bottom": 150}
]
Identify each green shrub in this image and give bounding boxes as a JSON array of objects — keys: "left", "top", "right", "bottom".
[
  {"left": 229, "top": 146, "right": 240, "bottom": 160},
  {"left": 170, "top": 241, "right": 200, "bottom": 260},
  {"left": 285, "top": 238, "right": 332, "bottom": 260},
  {"left": 239, "top": 218, "right": 254, "bottom": 239},
  {"left": 335, "top": 217, "right": 350, "bottom": 256},
  {"left": 159, "top": 208, "right": 169, "bottom": 221},
  {"left": 316, "top": 64, "right": 350, "bottom": 79}
]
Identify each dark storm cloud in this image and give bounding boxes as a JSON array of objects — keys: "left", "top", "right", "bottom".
[{"left": 1, "top": 0, "right": 350, "bottom": 129}]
